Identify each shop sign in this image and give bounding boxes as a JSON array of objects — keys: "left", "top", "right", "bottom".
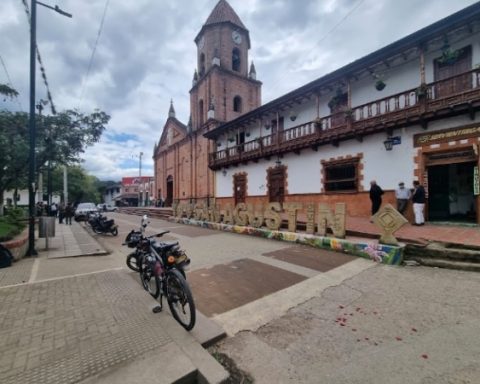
[{"left": 414, "top": 125, "right": 480, "bottom": 147}]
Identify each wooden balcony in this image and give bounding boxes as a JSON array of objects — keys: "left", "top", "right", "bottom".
[{"left": 209, "top": 69, "right": 480, "bottom": 169}]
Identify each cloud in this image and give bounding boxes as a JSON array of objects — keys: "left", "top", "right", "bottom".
[{"left": 1, "top": 0, "right": 478, "bottom": 181}]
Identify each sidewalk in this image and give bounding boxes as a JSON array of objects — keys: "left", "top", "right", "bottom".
[
  {"left": 347, "top": 216, "right": 480, "bottom": 246},
  {"left": 0, "top": 219, "right": 228, "bottom": 384},
  {"left": 40, "top": 220, "right": 108, "bottom": 258}
]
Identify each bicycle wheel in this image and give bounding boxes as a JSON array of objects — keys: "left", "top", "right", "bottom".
[
  {"left": 165, "top": 269, "right": 196, "bottom": 330},
  {"left": 140, "top": 259, "right": 160, "bottom": 298},
  {"left": 126, "top": 252, "right": 140, "bottom": 272}
]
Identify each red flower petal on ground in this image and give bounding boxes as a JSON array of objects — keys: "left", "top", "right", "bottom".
[
  {"left": 352, "top": 328, "right": 357, "bottom": 332},
  {"left": 411, "top": 328, "right": 417, "bottom": 332},
  {"left": 421, "top": 354, "right": 428, "bottom": 359},
  {"left": 340, "top": 323, "right": 345, "bottom": 326},
  {"left": 339, "top": 305, "right": 344, "bottom": 309},
  {"left": 395, "top": 337, "right": 403, "bottom": 341},
  {"left": 373, "top": 311, "right": 378, "bottom": 315},
  {"left": 365, "top": 337, "right": 369, "bottom": 340},
  {"left": 356, "top": 307, "right": 361, "bottom": 311}
]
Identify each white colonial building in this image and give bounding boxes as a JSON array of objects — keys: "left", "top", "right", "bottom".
[{"left": 205, "top": 3, "right": 480, "bottom": 224}]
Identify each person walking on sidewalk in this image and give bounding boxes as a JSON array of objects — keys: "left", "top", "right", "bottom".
[
  {"left": 395, "top": 182, "right": 411, "bottom": 215},
  {"left": 65, "top": 202, "right": 74, "bottom": 225},
  {"left": 369, "top": 180, "right": 384, "bottom": 218},
  {"left": 58, "top": 202, "right": 65, "bottom": 224},
  {"left": 412, "top": 180, "right": 426, "bottom": 225}
]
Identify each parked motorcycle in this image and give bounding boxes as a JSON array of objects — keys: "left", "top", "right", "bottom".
[
  {"left": 87, "top": 212, "right": 118, "bottom": 236},
  {"left": 123, "top": 215, "right": 190, "bottom": 277}
]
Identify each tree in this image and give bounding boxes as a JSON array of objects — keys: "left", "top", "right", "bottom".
[
  {"left": 50, "top": 165, "right": 102, "bottom": 204},
  {"left": 0, "top": 96, "right": 110, "bottom": 214},
  {"left": 0, "top": 84, "right": 18, "bottom": 100}
]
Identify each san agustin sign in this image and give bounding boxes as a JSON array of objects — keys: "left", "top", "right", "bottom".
[{"left": 173, "top": 201, "right": 347, "bottom": 238}]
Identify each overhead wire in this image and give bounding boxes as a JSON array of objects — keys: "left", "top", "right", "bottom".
[
  {"left": 78, "top": 0, "right": 111, "bottom": 110},
  {"left": 315, "top": 0, "right": 366, "bottom": 46},
  {"left": 21, "top": 0, "right": 57, "bottom": 115}
]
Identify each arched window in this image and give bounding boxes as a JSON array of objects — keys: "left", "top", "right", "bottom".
[
  {"left": 233, "top": 96, "right": 242, "bottom": 112},
  {"left": 232, "top": 48, "right": 241, "bottom": 72},
  {"left": 199, "top": 53, "right": 206, "bottom": 76},
  {"left": 198, "top": 100, "right": 204, "bottom": 126}
]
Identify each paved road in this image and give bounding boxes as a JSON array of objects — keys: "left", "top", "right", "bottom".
[
  {"left": 3, "top": 213, "right": 478, "bottom": 384},
  {"left": 107, "top": 214, "right": 480, "bottom": 384}
]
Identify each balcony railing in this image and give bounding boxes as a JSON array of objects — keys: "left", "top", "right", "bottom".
[{"left": 209, "top": 68, "right": 480, "bottom": 168}]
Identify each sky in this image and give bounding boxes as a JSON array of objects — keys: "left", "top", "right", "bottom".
[{"left": 1, "top": 0, "right": 479, "bottom": 181}]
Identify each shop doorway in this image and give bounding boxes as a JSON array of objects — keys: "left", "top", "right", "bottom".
[{"left": 427, "top": 161, "right": 476, "bottom": 222}]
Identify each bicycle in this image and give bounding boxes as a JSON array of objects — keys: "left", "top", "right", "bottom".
[
  {"left": 125, "top": 216, "right": 195, "bottom": 330},
  {"left": 141, "top": 235, "right": 196, "bottom": 330}
]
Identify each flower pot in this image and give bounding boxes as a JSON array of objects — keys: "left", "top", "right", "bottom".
[{"left": 375, "top": 80, "right": 386, "bottom": 91}]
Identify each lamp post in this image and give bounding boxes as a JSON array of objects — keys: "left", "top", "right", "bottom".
[
  {"left": 138, "top": 151, "right": 143, "bottom": 207},
  {"left": 27, "top": 0, "right": 71, "bottom": 256}
]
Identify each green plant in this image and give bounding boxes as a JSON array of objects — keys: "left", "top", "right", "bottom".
[
  {"left": 344, "top": 109, "right": 354, "bottom": 120},
  {"left": 328, "top": 88, "right": 348, "bottom": 110},
  {"left": 0, "top": 208, "right": 26, "bottom": 241},
  {"left": 415, "top": 83, "right": 429, "bottom": 99},
  {"left": 375, "top": 79, "right": 386, "bottom": 91},
  {"left": 438, "top": 48, "right": 462, "bottom": 65}
]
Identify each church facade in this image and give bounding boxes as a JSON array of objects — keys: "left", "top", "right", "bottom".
[{"left": 153, "top": 0, "right": 261, "bottom": 207}]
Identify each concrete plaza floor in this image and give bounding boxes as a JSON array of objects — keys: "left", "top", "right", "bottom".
[{"left": 0, "top": 220, "right": 228, "bottom": 384}]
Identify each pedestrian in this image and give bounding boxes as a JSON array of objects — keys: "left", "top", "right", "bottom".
[
  {"left": 369, "top": 180, "right": 384, "bottom": 218},
  {"left": 412, "top": 180, "right": 426, "bottom": 225},
  {"left": 58, "top": 202, "right": 65, "bottom": 224},
  {"left": 395, "top": 182, "right": 411, "bottom": 215},
  {"left": 50, "top": 202, "right": 58, "bottom": 218},
  {"left": 65, "top": 202, "right": 74, "bottom": 225}
]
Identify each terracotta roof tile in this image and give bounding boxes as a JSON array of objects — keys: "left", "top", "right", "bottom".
[{"left": 204, "top": 0, "right": 246, "bottom": 29}]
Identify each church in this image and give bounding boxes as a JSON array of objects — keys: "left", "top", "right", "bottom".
[
  {"left": 155, "top": 1, "right": 480, "bottom": 224},
  {"left": 153, "top": 0, "right": 261, "bottom": 208}
]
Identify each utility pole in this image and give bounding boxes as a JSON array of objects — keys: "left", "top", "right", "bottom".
[{"left": 27, "top": 0, "right": 71, "bottom": 256}]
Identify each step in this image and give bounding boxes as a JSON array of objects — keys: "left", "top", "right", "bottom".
[
  {"left": 404, "top": 242, "right": 480, "bottom": 262},
  {"left": 409, "top": 257, "right": 480, "bottom": 272}
]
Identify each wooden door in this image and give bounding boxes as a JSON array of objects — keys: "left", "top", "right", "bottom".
[
  {"left": 268, "top": 166, "right": 286, "bottom": 203},
  {"left": 166, "top": 176, "right": 173, "bottom": 207},
  {"left": 234, "top": 174, "right": 247, "bottom": 205}
]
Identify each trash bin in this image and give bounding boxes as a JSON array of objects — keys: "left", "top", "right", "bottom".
[{"left": 39, "top": 216, "right": 56, "bottom": 238}]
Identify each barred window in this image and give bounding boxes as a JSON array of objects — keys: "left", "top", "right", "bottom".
[{"left": 323, "top": 159, "right": 359, "bottom": 192}]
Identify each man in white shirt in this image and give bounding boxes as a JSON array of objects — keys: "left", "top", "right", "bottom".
[{"left": 395, "top": 182, "right": 411, "bottom": 215}]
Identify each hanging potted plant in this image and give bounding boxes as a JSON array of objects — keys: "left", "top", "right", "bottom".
[
  {"left": 375, "top": 79, "right": 386, "bottom": 91},
  {"left": 437, "top": 47, "right": 463, "bottom": 66},
  {"left": 372, "top": 73, "right": 386, "bottom": 91},
  {"left": 344, "top": 109, "right": 354, "bottom": 121},
  {"left": 415, "top": 83, "right": 429, "bottom": 100},
  {"left": 328, "top": 88, "right": 348, "bottom": 110}
]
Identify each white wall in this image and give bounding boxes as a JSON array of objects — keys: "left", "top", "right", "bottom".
[
  {"left": 215, "top": 113, "right": 480, "bottom": 196},
  {"left": 214, "top": 29, "right": 480, "bottom": 196}
]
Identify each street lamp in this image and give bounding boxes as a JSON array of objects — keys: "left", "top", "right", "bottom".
[
  {"left": 28, "top": 1, "right": 72, "bottom": 256},
  {"left": 138, "top": 151, "right": 143, "bottom": 206}
]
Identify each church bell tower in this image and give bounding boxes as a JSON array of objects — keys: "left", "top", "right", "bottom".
[{"left": 190, "top": 0, "right": 262, "bottom": 130}]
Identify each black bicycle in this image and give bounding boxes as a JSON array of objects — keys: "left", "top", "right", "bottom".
[{"left": 124, "top": 216, "right": 195, "bottom": 330}]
